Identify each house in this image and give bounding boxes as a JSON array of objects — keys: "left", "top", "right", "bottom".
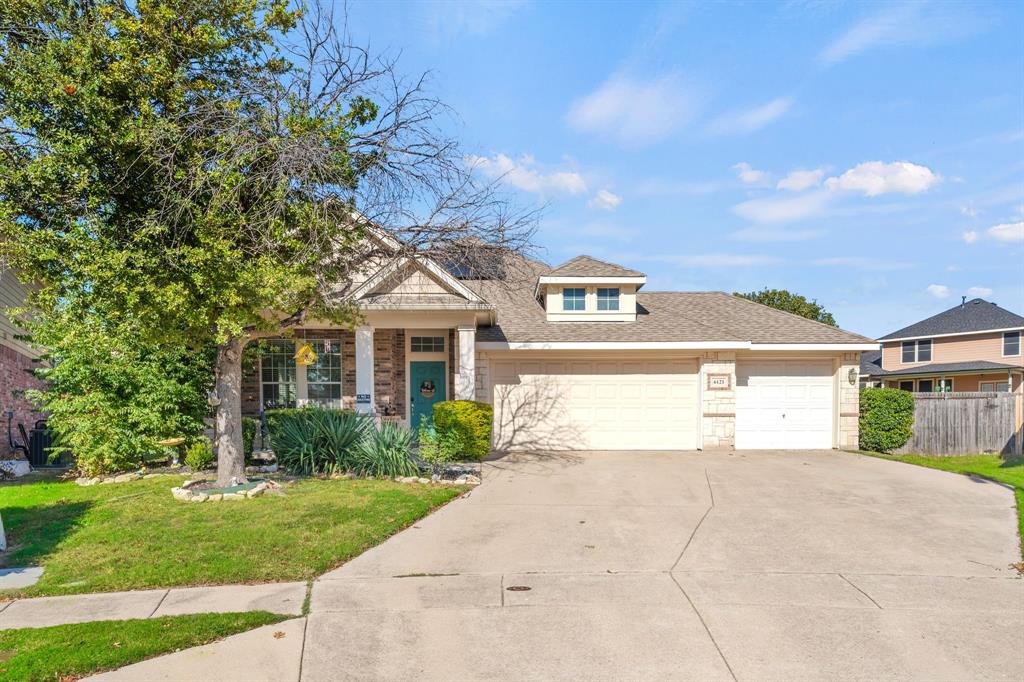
[
  {"left": 0, "top": 267, "right": 46, "bottom": 458},
  {"left": 240, "top": 252, "right": 877, "bottom": 451},
  {"left": 861, "top": 297, "right": 1024, "bottom": 393}
]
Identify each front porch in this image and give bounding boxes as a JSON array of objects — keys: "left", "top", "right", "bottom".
[{"left": 240, "top": 318, "right": 479, "bottom": 428}]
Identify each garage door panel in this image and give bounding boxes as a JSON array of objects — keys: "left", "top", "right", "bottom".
[
  {"left": 736, "top": 360, "right": 834, "bottom": 450},
  {"left": 492, "top": 356, "right": 698, "bottom": 451}
]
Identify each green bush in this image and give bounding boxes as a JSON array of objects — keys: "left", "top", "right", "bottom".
[
  {"left": 352, "top": 421, "right": 418, "bottom": 478},
  {"left": 859, "top": 388, "right": 915, "bottom": 453},
  {"left": 265, "top": 408, "right": 371, "bottom": 475},
  {"left": 242, "top": 417, "right": 259, "bottom": 460},
  {"left": 184, "top": 439, "right": 214, "bottom": 471},
  {"left": 418, "top": 419, "right": 465, "bottom": 476},
  {"left": 432, "top": 400, "right": 493, "bottom": 460}
]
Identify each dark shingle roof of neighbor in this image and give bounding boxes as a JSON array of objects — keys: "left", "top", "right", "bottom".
[
  {"left": 861, "top": 350, "right": 884, "bottom": 376},
  {"left": 864, "top": 360, "right": 1021, "bottom": 378},
  {"left": 546, "top": 255, "right": 645, "bottom": 278},
  {"left": 466, "top": 255, "right": 874, "bottom": 345},
  {"left": 879, "top": 298, "right": 1024, "bottom": 340}
]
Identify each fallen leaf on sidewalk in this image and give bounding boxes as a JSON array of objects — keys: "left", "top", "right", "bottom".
[{"left": 273, "top": 631, "right": 286, "bottom": 639}]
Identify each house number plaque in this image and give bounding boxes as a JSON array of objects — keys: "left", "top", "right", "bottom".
[
  {"left": 356, "top": 393, "right": 371, "bottom": 404},
  {"left": 707, "top": 374, "right": 731, "bottom": 390}
]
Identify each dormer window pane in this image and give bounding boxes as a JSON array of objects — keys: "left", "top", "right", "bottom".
[
  {"left": 597, "top": 288, "right": 620, "bottom": 311},
  {"left": 563, "top": 288, "right": 585, "bottom": 311}
]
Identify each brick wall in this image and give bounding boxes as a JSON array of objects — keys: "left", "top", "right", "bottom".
[
  {"left": 701, "top": 351, "right": 736, "bottom": 449},
  {"left": 241, "top": 329, "right": 405, "bottom": 418},
  {"left": 0, "top": 343, "right": 46, "bottom": 458}
]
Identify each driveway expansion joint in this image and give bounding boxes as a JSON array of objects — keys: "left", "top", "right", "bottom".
[
  {"left": 837, "top": 574, "right": 883, "bottom": 609},
  {"left": 147, "top": 589, "right": 171, "bottom": 618},
  {"left": 669, "top": 572, "right": 738, "bottom": 682}
]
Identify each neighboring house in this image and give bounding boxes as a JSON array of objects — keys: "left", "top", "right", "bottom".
[
  {"left": 241, "top": 247, "right": 876, "bottom": 451},
  {"left": 861, "top": 298, "right": 1024, "bottom": 393},
  {"left": 0, "top": 267, "right": 46, "bottom": 458}
]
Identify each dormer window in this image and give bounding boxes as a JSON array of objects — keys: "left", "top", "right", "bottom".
[
  {"left": 597, "top": 288, "right": 620, "bottom": 311},
  {"left": 563, "top": 287, "right": 585, "bottom": 311}
]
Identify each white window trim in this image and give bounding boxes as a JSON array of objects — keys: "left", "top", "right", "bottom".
[
  {"left": 1003, "top": 331, "right": 1021, "bottom": 357},
  {"left": 596, "top": 287, "right": 620, "bottom": 311},
  {"left": 562, "top": 287, "right": 586, "bottom": 312},
  {"left": 259, "top": 338, "right": 343, "bottom": 410},
  {"left": 901, "top": 339, "right": 932, "bottom": 364}
]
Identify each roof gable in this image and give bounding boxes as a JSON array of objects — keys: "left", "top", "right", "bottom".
[
  {"left": 879, "top": 298, "right": 1024, "bottom": 340},
  {"left": 350, "top": 255, "right": 487, "bottom": 307},
  {"left": 547, "top": 255, "right": 645, "bottom": 278}
]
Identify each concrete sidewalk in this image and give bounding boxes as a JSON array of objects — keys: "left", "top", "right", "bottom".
[{"left": 0, "top": 581, "right": 307, "bottom": 629}]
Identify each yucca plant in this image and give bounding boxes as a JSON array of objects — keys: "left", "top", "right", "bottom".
[
  {"left": 352, "top": 421, "right": 419, "bottom": 478},
  {"left": 267, "top": 408, "right": 373, "bottom": 476}
]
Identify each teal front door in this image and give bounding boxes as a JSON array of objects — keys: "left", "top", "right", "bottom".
[{"left": 409, "top": 361, "right": 447, "bottom": 431}]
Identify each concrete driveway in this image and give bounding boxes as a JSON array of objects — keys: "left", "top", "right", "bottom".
[{"left": 304, "top": 450, "right": 1024, "bottom": 681}]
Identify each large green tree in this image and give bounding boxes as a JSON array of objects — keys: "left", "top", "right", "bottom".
[
  {"left": 735, "top": 288, "right": 838, "bottom": 327},
  {"left": 0, "top": 1, "right": 530, "bottom": 485}
]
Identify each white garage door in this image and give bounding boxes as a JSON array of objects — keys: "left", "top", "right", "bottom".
[
  {"left": 735, "top": 359, "right": 834, "bottom": 449},
  {"left": 490, "top": 357, "right": 699, "bottom": 451}
]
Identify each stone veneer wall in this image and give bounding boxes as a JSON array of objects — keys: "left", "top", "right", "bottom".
[
  {"left": 700, "top": 351, "right": 736, "bottom": 449},
  {"left": 0, "top": 343, "right": 46, "bottom": 458},
  {"left": 837, "top": 352, "right": 860, "bottom": 449},
  {"left": 241, "top": 329, "right": 405, "bottom": 418},
  {"left": 474, "top": 352, "right": 490, "bottom": 403}
]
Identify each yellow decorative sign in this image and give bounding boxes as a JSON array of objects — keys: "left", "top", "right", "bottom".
[{"left": 294, "top": 343, "right": 318, "bottom": 366}]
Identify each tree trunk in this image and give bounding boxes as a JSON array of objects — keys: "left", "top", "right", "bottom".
[{"left": 215, "top": 336, "right": 247, "bottom": 487}]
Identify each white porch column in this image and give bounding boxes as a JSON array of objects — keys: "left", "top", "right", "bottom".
[
  {"left": 456, "top": 325, "right": 476, "bottom": 401},
  {"left": 355, "top": 326, "right": 374, "bottom": 414}
]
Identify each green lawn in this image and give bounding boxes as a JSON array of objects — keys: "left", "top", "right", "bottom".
[
  {"left": 0, "top": 475, "right": 462, "bottom": 598},
  {"left": 0, "top": 611, "right": 285, "bottom": 682},
  {"left": 864, "top": 453, "right": 1024, "bottom": 561}
]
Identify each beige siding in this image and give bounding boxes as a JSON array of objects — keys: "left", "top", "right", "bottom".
[
  {"left": 881, "top": 332, "right": 1024, "bottom": 370},
  {"left": 0, "top": 268, "right": 37, "bottom": 357}
]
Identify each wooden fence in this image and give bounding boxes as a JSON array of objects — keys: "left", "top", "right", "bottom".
[{"left": 895, "top": 392, "right": 1023, "bottom": 456}]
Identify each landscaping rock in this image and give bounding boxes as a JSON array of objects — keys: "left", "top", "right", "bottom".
[
  {"left": 76, "top": 477, "right": 100, "bottom": 486},
  {"left": 113, "top": 473, "right": 137, "bottom": 483},
  {"left": 100, "top": 477, "right": 116, "bottom": 484},
  {"left": 190, "top": 494, "right": 208, "bottom": 503},
  {"left": 417, "top": 477, "right": 430, "bottom": 484},
  {"left": 208, "top": 493, "right": 223, "bottom": 502}
]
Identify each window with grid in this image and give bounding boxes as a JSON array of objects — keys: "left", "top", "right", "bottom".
[
  {"left": 411, "top": 336, "right": 445, "bottom": 353},
  {"left": 261, "top": 340, "right": 297, "bottom": 409},
  {"left": 597, "top": 287, "right": 620, "bottom": 311},
  {"left": 562, "top": 287, "right": 585, "bottom": 311},
  {"left": 306, "top": 340, "right": 342, "bottom": 408},
  {"left": 1004, "top": 331, "right": 1021, "bottom": 357},
  {"left": 901, "top": 339, "right": 932, "bottom": 363}
]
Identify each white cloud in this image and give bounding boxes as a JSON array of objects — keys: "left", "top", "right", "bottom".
[
  {"left": 987, "top": 221, "right": 1024, "bottom": 242},
  {"left": 566, "top": 72, "right": 703, "bottom": 145},
  {"left": 729, "top": 226, "right": 825, "bottom": 242},
  {"left": 588, "top": 188, "right": 621, "bottom": 211},
  {"left": 824, "top": 161, "right": 940, "bottom": 196},
  {"left": 708, "top": 97, "right": 793, "bottom": 135},
  {"left": 732, "top": 162, "right": 771, "bottom": 185},
  {"left": 633, "top": 178, "right": 721, "bottom": 196},
  {"left": 926, "top": 284, "right": 951, "bottom": 299},
  {"left": 422, "top": 0, "right": 528, "bottom": 41},
  {"left": 732, "top": 191, "right": 831, "bottom": 223},
  {"left": 959, "top": 204, "right": 978, "bottom": 218},
  {"left": 962, "top": 230, "right": 978, "bottom": 244},
  {"left": 466, "top": 153, "right": 586, "bottom": 195},
  {"left": 658, "top": 253, "right": 779, "bottom": 268},
  {"left": 966, "top": 286, "right": 993, "bottom": 298},
  {"left": 777, "top": 168, "right": 825, "bottom": 191},
  {"left": 818, "top": 4, "right": 990, "bottom": 66}
]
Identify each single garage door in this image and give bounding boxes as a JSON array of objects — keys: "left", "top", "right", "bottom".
[
  {"left": 490, "top": 357, "right": 699, "bottom": 451},
  {"left": 735, "top": 359, "right": 834, "bottom": 449}
]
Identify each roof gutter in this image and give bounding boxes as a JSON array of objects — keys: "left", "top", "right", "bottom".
[
  {"left": 879, "top": 327, "right": 1024, "bottom": 343},
  {"left": 476, "top": 341, "right": 879, "bottom": 351}
]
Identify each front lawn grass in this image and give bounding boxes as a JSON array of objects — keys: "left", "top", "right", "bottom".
[
  {"left": 0, "top": 611, "right": 285, "bottom": 682},
  {"left": 863, "top": 452, "right": 1024, "bottom": 561},
  {"left": 0, "top": 475, "right": 462, "bottom": 598}
]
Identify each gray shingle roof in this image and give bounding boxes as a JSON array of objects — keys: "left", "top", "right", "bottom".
[
  {"left": 879, "top": 298, "right": 1024, "bottom": 340},
  {"left": 546, "top": 255, "right": 645, "bottom": 278},
  {"left": 466, "top": 255, "right": 873, "bottom": 345},
  {"left": 861, "top": 350, "right": 884, "bottom": 376},
  {"left": 866, "top": 360, "right": 1022, "bottom": 377}
]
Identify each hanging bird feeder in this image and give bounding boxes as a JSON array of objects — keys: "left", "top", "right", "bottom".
[{"left": 294, "top": 343, "right": 318, "bottom": 366}]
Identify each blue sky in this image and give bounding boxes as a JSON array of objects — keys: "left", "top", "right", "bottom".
[{"left": 346, "top": 0, "right": 1023, "bottom": 338}]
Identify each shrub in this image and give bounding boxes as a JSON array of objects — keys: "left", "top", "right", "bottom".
[
  {"left": 265, "top": 408, "right": 371, "bottom": 475},
  {"left": 242, "top": 417, "right": 259, "bottom": 460},
  {"left": 418, "top": 419, "right": 465, "bottom": 476},
  {"left": 433, "top": 400, "right": 493, "bottom": 460},
  {"left": 184, "top": 438, "right": 214, "bottom": 471},
  {"left": 859, "top": 388, "right": 915, "bottom": 453},
  {"left": 352, "top": 421, "right": 418, "bottom": 478}
]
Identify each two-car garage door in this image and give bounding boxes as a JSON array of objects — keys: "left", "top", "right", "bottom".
[
  {"left": 490, "top": 357, "right": 699, "bottom": 451},
  {"left": 488, "top": 355, "right": 836, "bottom": 451}
]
